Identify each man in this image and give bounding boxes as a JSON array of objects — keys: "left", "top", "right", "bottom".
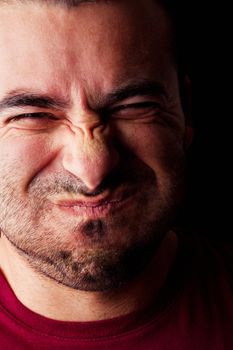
[{"left": 0, "top": 0, "right": 232, "bottom": 349}]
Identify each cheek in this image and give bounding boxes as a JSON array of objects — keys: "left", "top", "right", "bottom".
[
  {"left": 114, "top": 122, "right": 185, "bottom": 170},
  {"left": 0, "top": 133, "right": 57, "bottom": 188}
]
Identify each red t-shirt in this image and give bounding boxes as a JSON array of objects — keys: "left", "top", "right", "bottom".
[{"left": 1, "top": 232, "right": 233, "bottom": 349}]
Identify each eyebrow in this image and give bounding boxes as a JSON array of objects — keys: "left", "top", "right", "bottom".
[
  {"left": 0, "top": 80, "right": 167, "bottom": 114},
  {"left": 0, "top": 92, "right": 69, "bottom": 113},
  {"left": 96, "top": 80, "right": 167, "bottom": 109}
]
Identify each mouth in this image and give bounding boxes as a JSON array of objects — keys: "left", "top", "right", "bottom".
[{"left": 50, "top": 190, "right": 136, "bottom": 218}]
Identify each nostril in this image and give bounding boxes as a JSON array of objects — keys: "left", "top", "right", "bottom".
[{"left": 81, "top": 187, "right": 105, "bottom": 197}]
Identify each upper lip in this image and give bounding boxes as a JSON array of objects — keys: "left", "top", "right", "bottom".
[
  {"left": 51, "top": 190, "right": 134, "bottom": 208},
  {"left": 56, "top": 198, "right": 122, "bottom": 208}
]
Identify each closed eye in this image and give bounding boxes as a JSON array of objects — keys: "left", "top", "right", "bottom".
[
  {"left": 9, "top": 112, "right": 57, "bottom": 122},
  {"left": 111, "top": 102, "right": 160, "bottom": 112},
  {"left": 5, "top": 112, "right": 59, "bottom": 130},
  {"left": 108, "top": 101, "right": 162, "bottom": 120}
]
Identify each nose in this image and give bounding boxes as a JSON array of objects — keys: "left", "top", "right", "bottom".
[{"left": 61, "top": 114, "right": 119, "bottom": 192}]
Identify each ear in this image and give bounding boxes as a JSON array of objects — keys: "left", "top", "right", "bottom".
[{"left": 180, "top": 74, "right": 193, "bottom": 149}]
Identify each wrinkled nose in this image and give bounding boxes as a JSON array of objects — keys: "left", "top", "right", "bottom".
[{"left": 61, "top": 116, "right": 119, "bottom": 192}]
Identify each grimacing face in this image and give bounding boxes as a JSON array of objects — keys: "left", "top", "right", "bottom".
[{"left": 0, "top": 1, "right": 187, "bottom": 291}]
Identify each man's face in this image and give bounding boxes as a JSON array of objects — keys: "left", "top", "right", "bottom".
[{"left": 0, "top": 0, "right": 187, "bottom": 291}]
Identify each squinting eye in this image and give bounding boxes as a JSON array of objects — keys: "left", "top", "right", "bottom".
[
  {"left": 110, "top": 102, "right": 161, "bottom": 119},
  {"left": 6, "top": 112, "right": 59, "bottom": 130},
  {"left": 10, "top": 112, "right": 57, "bottom": 122}
]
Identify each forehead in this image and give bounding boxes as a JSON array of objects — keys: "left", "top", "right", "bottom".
[{"left": 0, "top": 1, "right": 173, "bottom": 101}]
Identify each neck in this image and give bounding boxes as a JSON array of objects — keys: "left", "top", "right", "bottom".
[{"left": 0, "top": 231, "right": 178, "bottom": 322}]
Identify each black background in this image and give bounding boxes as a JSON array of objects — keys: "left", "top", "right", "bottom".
[{"left": 181, "top": 2, "right": 232, "bottom": 243}]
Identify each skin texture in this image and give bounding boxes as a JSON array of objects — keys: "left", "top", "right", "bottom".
[{"left": 0, "top": 0, "right": 189, "bottom": 320}]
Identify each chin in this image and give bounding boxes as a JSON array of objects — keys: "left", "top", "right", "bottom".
[{"left": 36, "top": 238, "right": 163, "bottom": 292}]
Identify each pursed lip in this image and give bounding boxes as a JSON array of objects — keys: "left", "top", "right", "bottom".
[
  {"left": 55, "top": 198, "right": 122, "bottom": 208},
  {"left": 50, "top": 189, "right": 136, "bottom": 217}
]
